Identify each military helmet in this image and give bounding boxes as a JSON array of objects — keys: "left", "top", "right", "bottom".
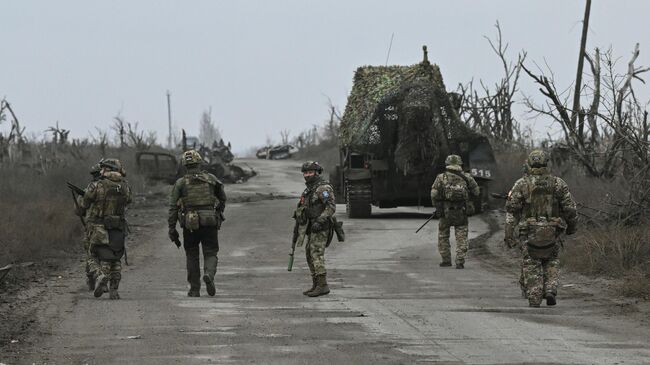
[
  {"left": 445, "top": 154, "right": 463, "bottom": 167},
  {"left": 182, "top": 150, "right": 203, "bottom": 166},
  {"left": 99, "top": 158, "right": 123, "bottom": 173},
  {"left": 301, "top": 161, "right": 323, "bottom": 174},
  {"left": 527, "top": 150, "right": 548, "bottom": 168},
  {"left": 89, "top": 163, "right": 102, "bottom": 176}
]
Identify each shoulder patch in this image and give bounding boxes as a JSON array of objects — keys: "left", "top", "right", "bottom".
[{"left": 321, "top": 191, "right": 330, "bottom": 199}]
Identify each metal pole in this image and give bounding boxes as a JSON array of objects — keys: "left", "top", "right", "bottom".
[{"left": 167, "top": 90, "right": 173, "bottom": 149}]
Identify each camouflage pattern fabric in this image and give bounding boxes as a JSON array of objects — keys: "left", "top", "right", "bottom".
[
  {"left": 438, "top": 219, "right": 469, "bottom": 265},
  {"left": 297, "top": 176, "right": 336, "bottom": 277},
  {"left": 99, "top": 260, "right": 122, "bottom": 284},
  {"left": 79, "top": 167, "right": 132, "bottom": 295},
  {"left": 431, "top": 164, "right": 479, "bottom": 265},
  {"left": 168, "top": 166, "right": 226, "bottom": 230},
  {"left": 506, "top": 164, "right": 577, "bottom": 306},
  {"left": 306, "top": 230, "right": 328, "bottom": 276},
  {"left": 521, "top": 244, "right": 560, "bottom": 305}
]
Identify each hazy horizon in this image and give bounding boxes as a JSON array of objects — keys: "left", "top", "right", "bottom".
[{"left": 2, "top": 1, "right": 649, "bottom": 154}]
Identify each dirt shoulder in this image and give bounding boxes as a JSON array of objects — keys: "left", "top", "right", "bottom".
[{"left": 471, "top": 209, "right": 650, "bottom": 322}]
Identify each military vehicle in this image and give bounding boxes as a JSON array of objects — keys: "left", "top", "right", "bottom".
[
  {"left": 256, "top": 144, "right": 299, "bottom": 160},
  {"left": 136, "top": 139, "right": 256, "bottom": 184},
  {"left": 331, "top": 46, "right": 496, "bottom": 218}
]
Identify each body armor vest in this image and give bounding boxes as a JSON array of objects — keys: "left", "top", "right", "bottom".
[
  {"left": 88, "top": 178, "right": 129, "bottom": 229},
  {"left": 181, "top": 173, "right": 218, "bottom": 209},
  {"left": 303, "top": 180, "right": 330, "bottom": 219},
  {"left": 523, "top": 174, "right": 559, "bottom": 219}
]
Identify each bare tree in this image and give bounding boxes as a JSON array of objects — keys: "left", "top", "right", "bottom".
[
  {"left": 90, "top": 127, "right": 109, "bottom": 156},
  {"left": 112, "top": 115, "right": 127, "bottom": 148},
  {"left": 46, "top": 121, "right": 70, "bottom": 145},
  {"left": 280, "top": 129, "right": 291, "bottom": 144},
  {"left": 523, "top": 44, "right": 650, "bottom": 178},
  {"left": 456, "top": 21, "right": 526, "bottom": 146},
  {"left": 199, "top": 108, "right": 221, "bottom": 146},
  {"left": 126, "top": 121, "right": 156, "bottom": 150}
]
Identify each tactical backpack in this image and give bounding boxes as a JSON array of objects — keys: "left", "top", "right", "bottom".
[
  {"left": 442, "top": 173, "right": 469, "bottom": 225},
  {"left": 520, "top": 174, "right": 566, "bottom": 259},
  {"left": 180, "top": 173, "right": 220, "bottom": 231},
  {"left": 98, "top": 179, "right": 129, "bottom": 230}
]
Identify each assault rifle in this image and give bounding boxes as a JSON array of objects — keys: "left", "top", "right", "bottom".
[
  {"left": 67, "top": 182, "right": 86, "bottom": 228},
  {"left": 288, "top": 221, "right": 299, "bottom": 271},
  {"left": 415, "top": 208, "right": 438, "bottom": 234}
]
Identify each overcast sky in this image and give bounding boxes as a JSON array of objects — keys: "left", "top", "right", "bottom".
[{"left": 2, "top": 1, "right": 649, "bottom": 153}]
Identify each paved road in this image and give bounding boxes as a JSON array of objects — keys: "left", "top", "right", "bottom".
[{"left": 11, "top": 159, "right": 650, "bottom": 364}]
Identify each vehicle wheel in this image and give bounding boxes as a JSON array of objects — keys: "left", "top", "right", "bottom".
[{"left": 346, "top": 180, "right": 372, "bottom": 218}]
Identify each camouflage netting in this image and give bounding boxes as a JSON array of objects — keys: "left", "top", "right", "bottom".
[{"left": 340, "top": 50, "right": 488, "bottom": 174}]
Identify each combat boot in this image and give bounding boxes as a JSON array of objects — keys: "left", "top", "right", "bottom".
[
  {"left": 307, "top": 274, "right": 330, "bottom": 297},
  {"left": 109, "top": 278, "right": 120, "bottom": 300},
  {"left": 203, "top": 275, "right": 216, "bottom": 297},
  {"left": 303, "top": 275, "right": 317, "bottom": 296},
  {"left": 94, "top": 274, "right": 109, "bottom": 298},
  {"left": 187, "top": 289, "right": 200, "bottom": 297},
  {"left": 455, "top": 263, "right": 464, "bottom": 269},
  {"left": 203, "top": 254, "right": 218, "bottom": 297},
  {"left": 545, "top": 292, "right": 557, "bottom": 306},
  {"left": 439, "top": 261, "right": 452, "bottom": 267},
  {"left": 86, "top": 273, "right": 96, "bottom": 291}
]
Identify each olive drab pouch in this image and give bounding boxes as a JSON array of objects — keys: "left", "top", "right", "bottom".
[
  {"left": 103, "top": 215, "right": 123, "bottom": 230},
  {"left": 185, "top": 210, "right": 200, "bottom": 231},
  {"left": 330, "top": 216, "right": 345, "bottom": 242},
  {"left": 444, "top": 203, "right": 467, "bottom": 226},
  {"left": 523, "top": 217, "right": 564, "bottom": 259},
  {"left": 197, "top": 209, "right": 218, "bottom": 227},
  {"left": 326, "top": 226, "right": 335, "bottom": 247}
]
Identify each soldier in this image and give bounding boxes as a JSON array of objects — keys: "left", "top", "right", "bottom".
[
  {"left": 81, "top": 162, "right": 103, "bottom": 291},
  {"left": 506, "top": 150, "right": 577, "bottom": 307},
  {"left": 430, "top": 155, "right": 480, "bottom": 269},
  {"left": 294, "top": 161, "right": 336, "bottom": 297},
  {"left": 168, "top": 150, "right": 226, "bottom": 297},
  {"left": 504, "top": 162, "right": 530, "bottom": 297},
  {"left": 78, "top": 158, "right": 132, "bottom": 299}
]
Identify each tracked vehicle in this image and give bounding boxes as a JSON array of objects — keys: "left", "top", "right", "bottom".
[{"left": 331, "top": 46, "right": 496, "bottom": 218}]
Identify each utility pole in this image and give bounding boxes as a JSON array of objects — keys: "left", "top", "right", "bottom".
[
  {"left": 166, "top": 90, "right": 173, "bottom": 149},
  {"left": 571, "top": 0, "right": 592, "bottom": 139}
]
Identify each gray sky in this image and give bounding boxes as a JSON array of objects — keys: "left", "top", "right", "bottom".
[{"left": 2, "top": 1, "right": 649, "bottom": 153}]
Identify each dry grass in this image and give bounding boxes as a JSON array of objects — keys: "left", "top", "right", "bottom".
[{"left": 0, "top": 145, "right": 149, "bottom": 264}]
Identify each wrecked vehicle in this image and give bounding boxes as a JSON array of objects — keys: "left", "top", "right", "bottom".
[
  {"left": 256, "top": 144, "right": 299, "bottom": 160},
  {"left": 137, "top": 140, "right": 256, "bottom": 184},
  {"left": 332, "top": 46, "right": 496, "bottom": 218}
]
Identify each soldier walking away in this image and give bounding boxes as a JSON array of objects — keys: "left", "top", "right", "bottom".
[
  {"left": 80, "top": 162, "right": 103, "bottom": 291},
  {"left": 77, "top": 158, "right": 132, "bottom": 299},
  {"left": 430, "top": 155, "right": 480, "bottom": 269},
  {"left": 506, "top": 150, "right": 577, "bottom": 307},
  {"left": 168, "top": 150, "right": 226, "bottom": 297},
  {"left": 293, "top": 161, "right": 336, "bottom": 297}
]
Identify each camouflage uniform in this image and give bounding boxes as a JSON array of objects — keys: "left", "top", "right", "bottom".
[
  {"left": 295, "top": 161, "right": 336, "bottom": 297},
  {"left": 81, "top": 163, "right": 103, "bottom": 291},
  {"left": 168, "top": 150, "right": 226, "bottom": 297},
  {"left": 506, "top": 150, "right": 577, "bottom": 307},
  {"left": 79, "top": 159, "right": 132, "bottom": 300},
  {"left": 430, "top": 155, "right": 480, "bottom": 268}
]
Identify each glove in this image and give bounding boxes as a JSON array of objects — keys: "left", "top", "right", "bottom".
[
  {"left": 504, "top": 238, "right": 517, "bottom": 249},
  {"left": 168, "top": 227, "right": 180, "bottom": 247}
]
